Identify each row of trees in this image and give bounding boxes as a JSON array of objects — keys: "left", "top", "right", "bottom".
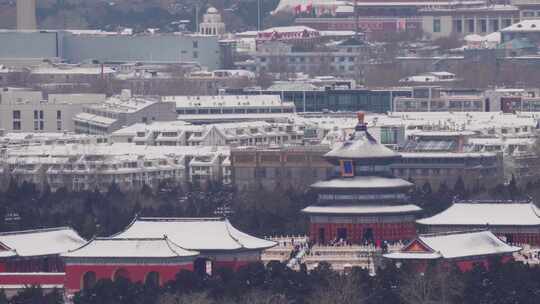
[
  {"left": 68, "top": 258, "right": 540, "bottom": 304},
  {"left": 0, "top": 173, "right": 517, "bottom": 240}
]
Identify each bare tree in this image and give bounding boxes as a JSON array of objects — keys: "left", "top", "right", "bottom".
[
  {"left": 158, "top": 292, "right": 215, "bottom": 304},
  {"left": 400, "top": 264, "right": 463, "bottom": 304},
  {"left": 308, "top": 273, "right": 368, "bottom": 304}
]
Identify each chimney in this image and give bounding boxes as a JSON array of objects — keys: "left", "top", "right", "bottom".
[
  {"left": 17, "top": 0, "right": 37, "bottom": 30},
  {"left": 357, "top": 111, "right": 365, "bottom": 124}
]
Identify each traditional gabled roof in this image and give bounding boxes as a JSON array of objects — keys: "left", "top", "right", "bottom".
[
  {"left": 417, "top": 202, "right": 540, "bottom": 226},
  {"left": 324, "top": 112, "right": 399, "bottom": 160},
  {"left": 111, "top": 217, "right": 276, "bottom": 251},
  {"left": 0, "top": 227, "right": 86, "bottom": 257},
  {"left": 302, "top": 204, "right": 421, "bottom": 215},
  {"left": 384, "top": 230, "right": 521, "bottom": 260},
  {"left": 310, "top": 176, "right": 413, "bottom": 190},
  {"left": 61, "top": 237, "right": 198, "bottom": 258}
]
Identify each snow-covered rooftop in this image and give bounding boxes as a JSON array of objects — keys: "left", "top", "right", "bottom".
[
  {"left": 324, "top": 115, "right": 399, "bottom": 160},
  {"left": 7, "top": 143, "right": 230, "bottom": 160},
  {"left": 311, "top": 176, "right": 413, "bottom": 190},
  {"left": 112, "top": 217, "right": 276, "bottom": 251},
  {"left": 385, "top": 230, "right": 521, "bottom": 260},
  {"left": 62, "top": 237, "right": 198, "bottom": 258},
  {"left": 30, "top": 66, "right": 115, "bottom": 75},
  {"left": 165, "top": 95, "right": 293, "bottom": 108},
  {"left": 417, "top": 202, "right": 540, "bottom": 226},
  {"left": 302, "top": 204, "right": 421, "bottom": 215},
  {"left": 0, "top": 227, "right": 86, "bottom": 257}
]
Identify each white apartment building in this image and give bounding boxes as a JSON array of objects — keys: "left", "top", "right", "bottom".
[
  {"left": 163, "top": 94, "right": 296, "bottom": 123},
  {"left": 0, "top": 131, "right": 108, "bottom": 150},
  {"left": 111, "top": 120, "right": 306, "bottom": 147},
  {"left": 253, "top": 39, "right": 373, "bottom": 76},
  {"left": 3, "top": 144, "right": 231, "bottom": 192},
  {"left": 73, "top": 90, "right": 177, "bottom": 135},
  {"left": 0, "top": 88, "right": 105, "bottom": 133}
]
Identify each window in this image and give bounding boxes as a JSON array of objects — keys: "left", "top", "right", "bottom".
[
  {"left": 503, "top": 19, "right": 512, "bottom": 28},
  {"left": 34, "top": 110, "right": 38, "bottom": 119},
  {"left": 340, "top": 160, "right": 354, "bottom": 177},
  {"left": 454, "top": 19, "right": 463, "bottom": 33},
  {"left": 491, "top": 19, "right": 499, "bottom": 32},
  {"left": 479, "top": 19, "right": 487, "bottom": 33},
  {"left": 467, "top": 19, "right": 475, "bottom": 32},
  {"left": 56, "top": 121, "right": 62, "bottom": 131},
  {"left": 13, "top": 121, "right": 21, "bottom": 130},
  {"left": 433, "top": 19, "right": 441, "bottom": 33},
  {"left": 56, "top": 110, "right": 61, "bottom": 119},
  {"left": 193, "top": 51, "right": 198, "bottom": 59},
  {"left": 13, "top": 110, "right": 20, "bottom": 119}
]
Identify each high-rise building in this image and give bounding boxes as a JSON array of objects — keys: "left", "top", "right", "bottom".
[{"left": 16, "top": 0, "right": 37, "bottom": 30}]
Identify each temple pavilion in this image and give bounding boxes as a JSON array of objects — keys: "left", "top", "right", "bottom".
[
  {"left": 384, "top": 230, "right": 521, "bottom": 272},
  {"left": 302, "top": 112, "right": 422, "bottom": 246},
  {"left": 417, "top": 200, "right": 540, "bottom": 246},
  {"left": 61, "top": 216, "right": 276, "bottom": 294}
]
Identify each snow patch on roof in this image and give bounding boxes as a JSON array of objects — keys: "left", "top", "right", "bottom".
[{"left": 417, "top": 202, "right": 540, "bottom": 226}]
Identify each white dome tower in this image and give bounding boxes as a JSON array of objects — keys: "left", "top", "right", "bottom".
[{"left": 199, "top": 7, "right": 226, "bottom": 36}]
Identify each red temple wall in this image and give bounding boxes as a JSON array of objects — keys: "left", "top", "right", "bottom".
[
  {"left": 496, "top": 233, "right": 540, "bottom": 246},
  {"left": 213, "top": 260, "right": 252, "bottom": 271},
  {"left": 64, "top": 263, "right": 193, "bottom": 293},
  {"left": 5, "top": 257, "right": 64, "bottom": 272},
  {"left": 0, "top": 273, "right": 65, "bottom": 286},
  {"left": 400, "top": 255, "right": 515, "bottom": 273},
  {"left": 309, "top": 222, "right": 417, "bottom": 245}
]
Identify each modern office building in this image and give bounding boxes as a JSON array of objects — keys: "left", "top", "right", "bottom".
[
  {"left": 0, "top": 31, "right": 222, "bottom": 70},
  {"left": 225, "top": 86, "right": 412, "bottom": 113}
]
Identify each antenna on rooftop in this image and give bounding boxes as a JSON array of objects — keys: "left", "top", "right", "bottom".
[{"left": 354, "top": 0, "right": 359, "bottom": 39}]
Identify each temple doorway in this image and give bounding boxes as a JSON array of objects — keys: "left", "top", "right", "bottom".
[
  {"left": 112, "top": 268, "right": 130, "bottom": 281},
  {"left": 194, "top": 258, "right": 213, "bottom": 276},
  {"left": 82, "top": 271, "right": 96, "bottom": 290},
  {"left": 318, "top": 227, "right": 325, "bottom": 244},
  {"left": 145, "top": 271, "right": 160, "bottom": 288},
  {"left": 337, "top": 228, "right": 347, "bottom": 241},
  {"left": 363, "top": 228, "right": 374, "bottom": 243}
]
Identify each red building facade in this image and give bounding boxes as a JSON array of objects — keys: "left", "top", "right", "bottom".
[
  {"left": 61, "top": 217, "right": 275, "bottom": 294},
  {"left": 302, "top": 112, "right": 421, "bottom": 246},
  {"left": 62, "top": 237, "right": 198, "bottom": 294}
]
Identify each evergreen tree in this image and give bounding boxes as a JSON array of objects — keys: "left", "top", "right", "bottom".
[
  {"left": 0, "top": 289, "right": 7, "bottom": 304},
  {"left": 453, "top": 176, "right": 466, "bottom": 198}
]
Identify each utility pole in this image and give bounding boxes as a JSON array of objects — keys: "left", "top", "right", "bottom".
[
  {"left": 354, "top": 0, "right": 359, "bottom": 39},
  {"left": 195, "top": 5, "right": 199, "bottom": 33},
  {"left": 257, "top": 0, "right": 261, "bottom": 31}
]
